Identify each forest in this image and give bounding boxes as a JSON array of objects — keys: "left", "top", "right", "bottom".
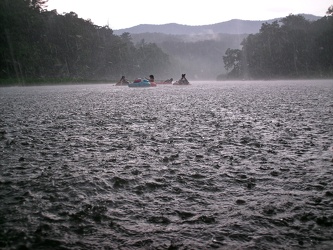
[
  {"left": 1, "top": 0, "right": 332, "bottom": 85},
  {"left": 0, "top": 0, "right": 171, "bottom": 84},
  {"left": 222, "top": 7, "right": 333, "bottom": 80}
]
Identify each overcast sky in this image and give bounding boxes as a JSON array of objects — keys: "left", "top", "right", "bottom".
[{"left": 46, "top": 0, "right": 332, "bottom": 30}]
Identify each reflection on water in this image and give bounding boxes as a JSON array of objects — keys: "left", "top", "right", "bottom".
[{"left": 0, "top": 80, "right": 333, "bottom": 249}]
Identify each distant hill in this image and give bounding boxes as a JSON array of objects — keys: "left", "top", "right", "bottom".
[
  {"left": 112, "top": 14, "right": 323, "bottom": 81},
  {"left": 129, "top": 32, "right": 247, "bottom": 45},
  {"left": 113, "top": 14, "right": 322, "bottom": 35}
]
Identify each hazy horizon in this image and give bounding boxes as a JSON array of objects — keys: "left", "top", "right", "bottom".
[{"left": 46, "top": 0, "right": 332, "bottom": 29}]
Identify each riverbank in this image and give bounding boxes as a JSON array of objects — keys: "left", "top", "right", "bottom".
[{"left": 0, "top": 77, "right": 116, "bottom": 87}]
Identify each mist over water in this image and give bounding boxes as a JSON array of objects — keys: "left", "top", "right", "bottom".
[{"left": 1, "top": 80, "right": 333, "bottom": 249}]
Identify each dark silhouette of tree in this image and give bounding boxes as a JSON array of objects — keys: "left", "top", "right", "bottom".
[
  {"left": 223, "top": 48, "right": 242, "bottom": 78},
  {"left": 327, "top": 5, "right": 333, "bottom": 16},
  {"left": 0, "top": 0, "right": 170, "bottom": 84},
  {"left": 223, "top": 12, "right": 333, "bottom": 79}
]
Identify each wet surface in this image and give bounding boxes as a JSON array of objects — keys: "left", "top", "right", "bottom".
[{"left": 0, "top": 80, "right": 333, "bottom": 249}]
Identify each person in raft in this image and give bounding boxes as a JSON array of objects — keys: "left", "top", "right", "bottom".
[
  {"left": 179, "top": 74, "right": 189, "bottom": 84},
  {"left": 148, "top": 75, "right": 155, "bottom": 82},
  {"left": 117, "top": 75, "right": 129, "bottom": 84},
  {"left": 164, "top": 78, "right": 173, "bottom": 83},
  {"left": 144, "top": 75, "right": 157, "bottom": 86}
]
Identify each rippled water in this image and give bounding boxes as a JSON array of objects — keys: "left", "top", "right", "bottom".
[{"left": 0, "top": 80, "right": 333, "bottom": 249}]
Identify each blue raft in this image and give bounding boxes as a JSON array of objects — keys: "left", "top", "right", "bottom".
[{"left": 128, "top": 78, "right": 156, "bottom": 87}]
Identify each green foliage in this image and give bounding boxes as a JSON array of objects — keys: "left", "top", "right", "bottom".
[
  {"left": 223, "top": 48, "right": 242, "bottom": 77},
  {"left": 223, "top": 14, "right": 333, "bottom": 79},
  {"left": 0, "top": 0, "right": 170, "bottom": 84}
]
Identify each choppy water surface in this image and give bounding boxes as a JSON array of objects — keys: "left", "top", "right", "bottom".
[{"left": 1, "top": 80, "right": 333, "bottom": 249}]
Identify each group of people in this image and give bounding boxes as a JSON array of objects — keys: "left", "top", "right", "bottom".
[{"left": 116, "top": 74, "right": 189, "bottom": 85}]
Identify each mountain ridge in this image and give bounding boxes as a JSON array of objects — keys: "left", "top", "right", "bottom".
[{"left": 113, "top": 14, "right": 322, "bottom": 35}]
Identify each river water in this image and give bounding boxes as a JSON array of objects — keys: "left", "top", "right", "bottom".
[{"left": 0, "top": 80, "right": 333, "bottom": 249}]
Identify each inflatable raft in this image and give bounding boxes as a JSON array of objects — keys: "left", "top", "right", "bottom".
[{"left": 128, "top": 78, "right": 157, "bottom": 87}]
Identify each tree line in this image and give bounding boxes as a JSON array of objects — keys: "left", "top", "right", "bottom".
[
  {"left": 1, "top": 1, "right": 332, "bottom": 84},
  {"left": 222, "top": 8, "right": 333, "bottom": 80},
  {"left": 0, "top": 0, "right": 170, "bottom": 84}
]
